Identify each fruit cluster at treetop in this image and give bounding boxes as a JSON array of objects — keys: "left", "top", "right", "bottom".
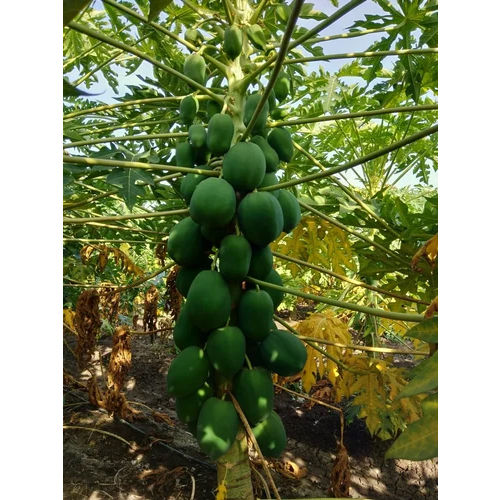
[{"left": 166, "top": 31, "right": 305, "bottom": 462}]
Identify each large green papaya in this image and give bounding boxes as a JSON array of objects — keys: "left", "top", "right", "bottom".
[
  {"left": 183, "top": 53, "right": 206, "bottom": 86},
  {"left": 277, "top": 190, "right": 301, "bottom": 232},
  {"left": 180, "top": 95, "right": 198, "bottom": 125},
  {"left": 244, "top": 94, "right": 269, "bottom": 135},
  {"left": 248, "top": 245, "right": 273, "bottom": 280},
  {"left": 176, "top": 266, "right": 207, "bottom": 297},
  {"left": 252, "top": 411, "right": 287, "bottom": 458},
  {"left": 223, "top": 26, "right": 243, "bottom": 60},
  {"left": 176, "top": 141, "right": 195, "bottom": 167},
  {"left": 222, "top": 142, "right": 266, "bottom": 192},
  {"left": 237, "top": 289, "right": 274, "bottom": 341},
  {"left": 259, "top": 328, "right": 307, "bottom": 376},
  {"left": 274, "top": 71, "right": 290, "bottom": 102},
  {"left": 167, "top": 217, "right": 208, "bottom": 267},
  {"left": 268, "top": 127, "right": 293, "bottom": 162},
  {"left": 233, "top": 367, "right": 274, "bottom": 425},
  {"left": 180, "top": 173, "right": 205, "bottom": 203},
  {"left": 186, "top": 270, "right": 232, "bottom": 331},
  {"left": 188, "top": 124, "right": 207, "bottom": 149},
  {"left": 250, "top": 135, "right": 280, "bottom": 173},
  {"left": 219, "top": 235, "right": 252, "bottom": 281},
  {"left": 189, "top": 177, "right": 236, "bottom": 228},
  {"left": 196, "top": 397, "right": 239, "bottom": 460},
  {"left": 166, "top": 346, "right": 210, "bottom": 398},
  {"left": 237, "top": 191, "right": 284, "bottom": 246},
  {"left": 206, "top": 326, "right": 246, "bottom": 378},
  {"left": 173, "top": 305, "right": 205, "bottom": 350},
  {"left": 258, "top": 172, "right": 280, "bottom": 197},
  {"left": 206, "top": 113, "right": 234, "bottom": 156},
  {"left": 175, "top": 382, "right": 213, "bottom": 424},
  {"left": 260, "top": 268, "right": 284, "bottom": 309}
]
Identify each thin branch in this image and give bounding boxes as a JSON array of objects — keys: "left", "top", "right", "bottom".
[
  {"left": 63, "top": 208, "right": 188, "bottom": 225},
  {"left": 63, "top": 426, "right": 132, "bottom": 447},
  {"left": 63, "top": 132, "right": 188, "bottom": 149},
  {"left": 259, "top": 124, "right": 438, "bottom": 191},
  {"left": 63, "top": 238, "right": 164, "bottom": 245},
  {"left": 115, "top": 262, "right": 175, "bottom": 293},
  {"left": 77, "top": 118, "right": 175, "bottom": 136},
  {"left": 241, "top": 0, "right": 305, "bottom": 140},
  {"left": 250, "top": 277, "right": 425, "bottom": 322},
  {"left": 71, "top": 222, "right": 165, "bottom": 235},
  {"left": 250, "top": 0, "right": 271, "bottom": 24},
  {"left": 283, "top": 47, "right": 437, "bottom": 65},
  {"left": 63, "top": 155, "right": 219, "bottom": 176},
  {"left": 67, "top": 21, "right": 224, "bottom": 104},
  {"left": 269, "top": 104, "right": 437, "bottom": 128},
  {"left": 272, "top": 251, "right": 429, "bottom": 305}
]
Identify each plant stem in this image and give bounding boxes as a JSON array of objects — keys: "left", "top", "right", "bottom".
[
  {"left": 67, "top": 21, "right": 225, "bottom": 104},
  {"left": 250, "top": 0, "right": 270, "bottom": 23},
  {"left": 63, "top": 208, "right": 188, "bottom": 225},
  {"left": 63, "top": 132, "right": 187, "bottom": 149},
  {"left": 283, "top": 47, "right": 437, "bottom": 65},
  {"left": 298, "top": 200, "right": 408, "bottom": 266},
  {"left": 272, "top": 251, "right": 428, "bottom": 305},
  {"left": 63, "top": 155, "right": 219, "bottom": 176},
  {"left": 63, "top": 238, "right": 164, "bottom": 245},
  {"left": 115, "top": 262, "right": 175, "bottom": 293},
  {"left": 72, "top": 222, "right": 164, "bottom": 235},
  {"left": 76, "top": 119, "right": 175, "bottom": 135},
  {"left": 269, "top": 104, "right": 437, "bottom": 128},
  {"left": 241, "top": 0, "right": 305, "bottom": 139},
  {"left": 253, "top": 278, "right": 424, "bottom": 322},
  {"left": 260, "top": 124, "right": 438, "bottom": 191}
]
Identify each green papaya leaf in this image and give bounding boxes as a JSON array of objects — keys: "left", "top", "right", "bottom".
[
  {"left": 385, "top": 402, "right": 437, "bottom": 460},
  {"left": 396, "top": 351, "right": 437, "bottom": 400},
  {"left": 405, "top": 317, "right": 438, "bottom": 343},
  {"left": 63, "top": 79, "right": 100, "bottom": 97},
  {"left": 107, "top": 169, "right": 153, "bottom": 210},
  {"left": 63, "top": 0, "right": 91, "bottom": 26},
  {"left": 148, "top": 0, "right": 173, "bottom": 22},
  {"left": 246, "top": 25, "right": 267, "bottom": 51}
]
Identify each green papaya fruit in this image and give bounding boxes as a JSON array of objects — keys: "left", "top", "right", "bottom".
[
  {"left": 207, "top": 113, "right": 234, "bottom": 156},
  {"left": 277, "top": 190, "right": 301, "bottom": 232},
  {"left": 246, "top": 24, "right": 267, "bottom": 51},
  {"left": 267, "top": 127, "right": 293, "bottom": 162},
  {"left": 180, "top": 95, "right": 198, "bottom": 125},
  {"left": 219, "top": 234, "right": 252, "bottom": 282},
  {"left": 223, "top": 26, "right": 243, "bottom": 59},
  {"left": 233, "top": 367, "right": 274, "bottom": 425},
  {"left": 274, "top": 71, "right": 290, "bottom": 102},
  {"left": 258, "top": 172, "right": 280, "bottom": 197},
  {"left": 176, "top": 382, "right": 213, "bottom": 424},
  {"left": 252, "top": 411, "right": 287, "bottom": 457},
  {"left": 250, "top": 135, "right": 280, "bottom": 173},
  {"left": 237, "top": 289, "right": 274, "bottom": 341},
  {"left": 185, "top": 28, "right": 203, "bottom": 45},
  {"left": 173, "top": 306, "right": 205, "bottom": 350},
  {"left": 200, "top": 223, "right": 234, "bottom": 245},
  {"left": 206, "top": 326, "right": 246, "bottom": 378},
  {"left": 188, "top": 124, "right": 207, "bottom": 149},
  {"left": 167, "top": 217, "right": 208, "bottom": 267},
  {"left": 176, "top": 141, "right": 195, "bottom": 167},
  {"left": 180, "top": 173, "right": 205, "bottom": 203},
  {"left": 196, "top": 397, "right": 239, "bottom": 460},
  {"left": 166, "top": 345, "right": 210, "bottom": 398},
  {"left": 206, "top": 100, "right": 222, "bottom": 120},
  {"left": 183, "top": 53, "right": 206, "bottom": 86},
  {"left": 176, "top": 266, "right": 206, "bottom": 297},
  {"left": 189, "top": 177, "right": 236, "bottom": 228},
  {"left": 237, "top": 191, "right": 284, "bottom": 246},
  {"left": 222, "top": 142, "right": 266, "bottom": 192},
  {"left": 244, "top": 94, "right": 269, "bottom": 135},
  {"left": 260, "top": 268, "right": 284, "bottom": 309},
  {"left": 248, "top": 245, "right": 273, "bottom": 280},
  {"left": 186, "top": 270, "right": 232, "bottom": 332},
  {"left": 258, "top": 328, "right": 307, "bottom": 376}
]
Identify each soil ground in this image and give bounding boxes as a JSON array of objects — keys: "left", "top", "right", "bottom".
[{"left": 63, "top": 324, "right": 437, "bottom": 500}]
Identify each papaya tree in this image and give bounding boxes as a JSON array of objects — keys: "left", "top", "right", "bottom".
[{"left": 63, "top": 0, "right": 438, "bottom": 498}]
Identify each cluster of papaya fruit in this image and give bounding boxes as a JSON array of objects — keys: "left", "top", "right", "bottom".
[{"left": 165, "top": 25, "right": 306, "bottom": 462}]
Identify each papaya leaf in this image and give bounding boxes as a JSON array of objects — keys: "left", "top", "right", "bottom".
[
  {"left": 63, "top": 0, "right": 91, "bottom": 26},
  {"left": 148, "top": 0, "right": 173, "bottom": 22},
  {"left": 405, "top": 317, "right": 437, "bottom": 343},
  {"left": 106, "top": 169, "right": 153, "bottom": 210},
  {"left": 385, "top": 402, "right": 437, "bottom": 460},
  {"left": 396, "top": 351, "right": 437, "bottom": 400},
  {"left": 63, "top": 79, "right": 100, "bottom": 97}
]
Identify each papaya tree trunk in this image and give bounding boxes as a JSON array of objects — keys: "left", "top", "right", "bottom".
[{"left": 217, "top": 427, "right": 254, "bottom": 500}]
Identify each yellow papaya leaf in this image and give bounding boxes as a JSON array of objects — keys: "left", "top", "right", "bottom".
[
  {"left": 301, "top": 346, "right": 318, "bottom": 393},
  {"left": 63, "top": 308, "right": 76, "bottom": 332},
  {"left": 411, "top": 233, "right": 438, "bottom": 271},
  {"left": 424, "top": 296, "right": 438, "bottom": 318}
]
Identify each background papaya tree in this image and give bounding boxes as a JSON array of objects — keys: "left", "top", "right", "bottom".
[{"left": 63, "top": 0, "right": 438, "bottom": 497}]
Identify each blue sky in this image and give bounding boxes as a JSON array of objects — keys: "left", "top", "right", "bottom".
[{"left": 66, "top": 0, "right": 437, "bottom": 188}]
